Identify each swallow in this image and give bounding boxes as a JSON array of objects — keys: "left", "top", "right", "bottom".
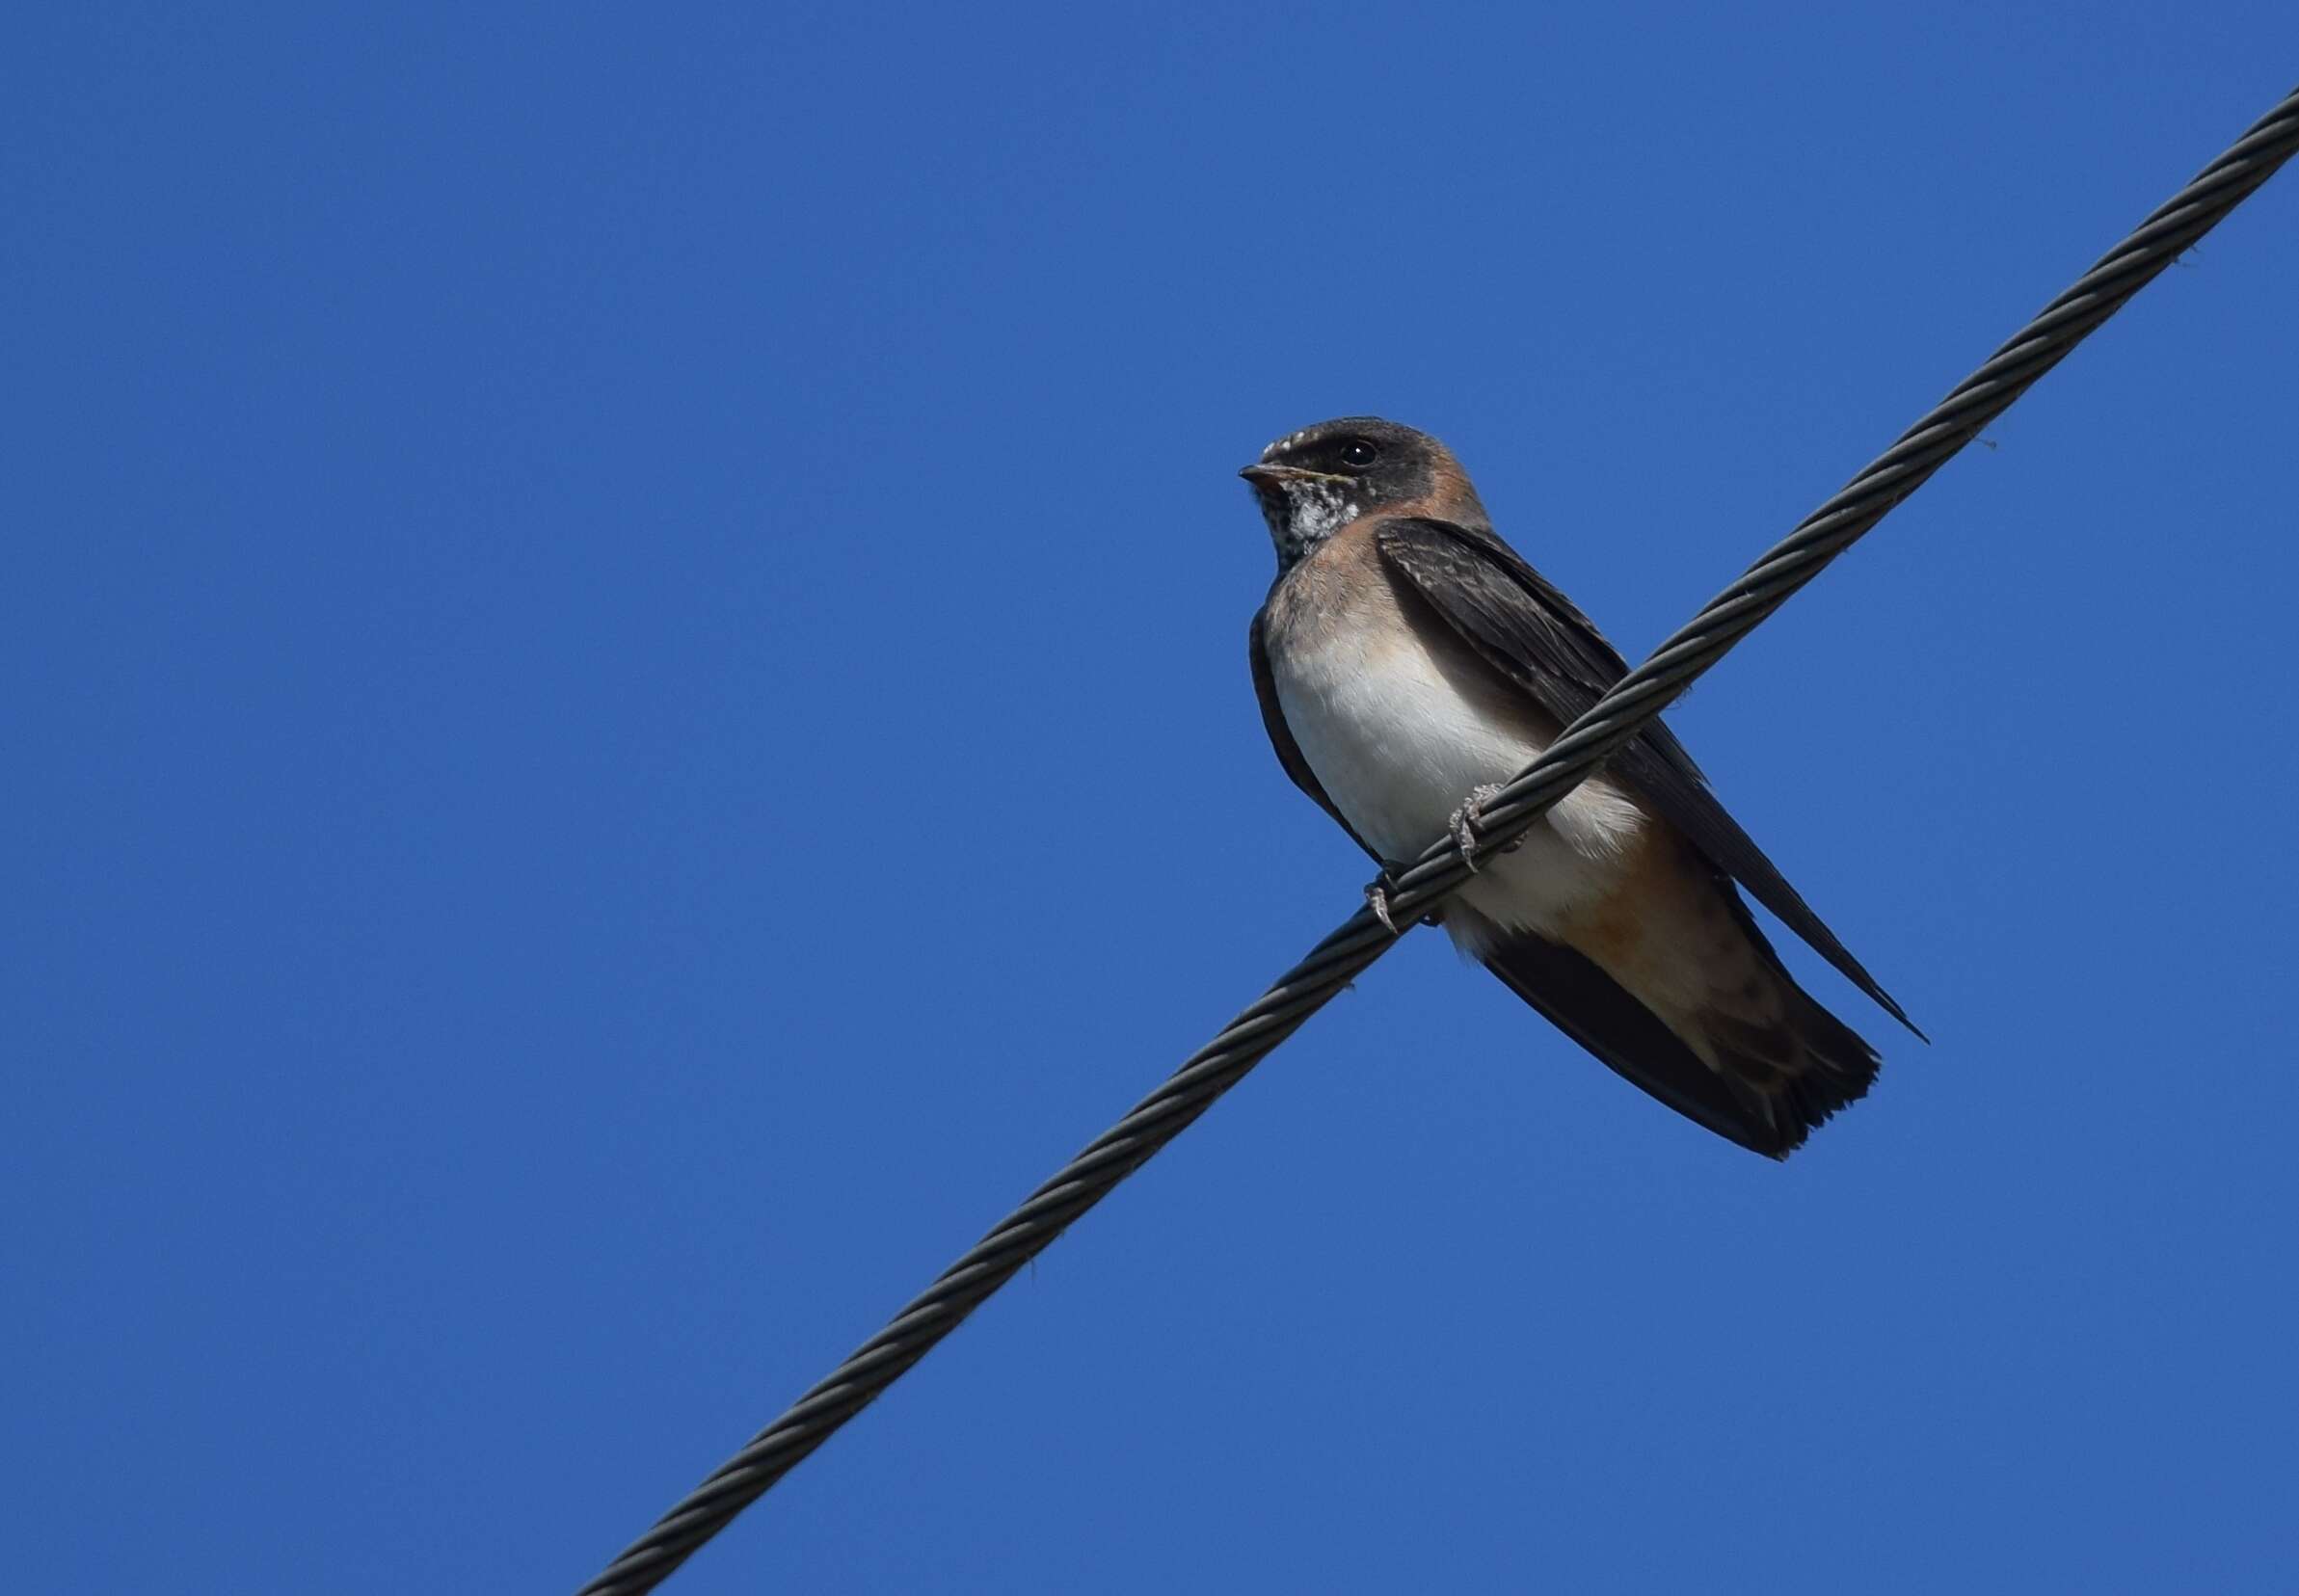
[{"left": 1243, "top": 416, "right": 1918, "bottom": 1157}]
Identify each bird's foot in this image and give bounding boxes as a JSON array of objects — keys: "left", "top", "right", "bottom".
[
  {"left": 1364, "top": 869, "right": 1442, "bottom": 936},
  {"left": 1364, "top": 870, "right": 1408, "bottom": 936},
  {"left": 1449, "top": 783, "right": 1518, "bottom": 867}
]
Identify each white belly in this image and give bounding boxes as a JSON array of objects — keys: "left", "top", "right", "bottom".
[{"left": 1270, "top": 609, "right": 1645, "bottom": 939}]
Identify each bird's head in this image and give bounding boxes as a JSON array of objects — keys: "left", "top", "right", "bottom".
[{"left": 1240, "top": 416, "right": 1484, "bottom": 570}]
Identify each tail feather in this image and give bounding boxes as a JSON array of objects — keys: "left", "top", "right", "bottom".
[
  {"left": 1700, "top": 889, "right": 1883, "bottom": 1150},
  {"left": 1702, "top": 985, "right": 1880, "bottom": 1152}
]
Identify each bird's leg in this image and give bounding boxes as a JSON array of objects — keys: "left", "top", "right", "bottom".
[{"left": 1449, "top": 783, "right": 1523, "bottom": 867}]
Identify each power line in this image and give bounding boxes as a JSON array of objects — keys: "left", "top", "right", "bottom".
[{"left": 577, "top": 83, "right": 2299, "bottom": 1595}]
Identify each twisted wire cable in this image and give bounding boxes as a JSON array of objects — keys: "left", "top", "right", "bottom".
[{"left": 579, "top": 84, "right": 2299, "bottom": 1595}]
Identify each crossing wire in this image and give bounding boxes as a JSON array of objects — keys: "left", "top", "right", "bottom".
[{"left": 578, "top": 83, "right": 2299, "bottom": 1595}]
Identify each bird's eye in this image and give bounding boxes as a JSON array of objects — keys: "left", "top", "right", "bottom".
[{"left": 1338, "top": 439, "right": 1379, "bottom": 468}]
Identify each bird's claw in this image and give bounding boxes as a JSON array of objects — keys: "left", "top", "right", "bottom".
[
  {"left": 1449, "top": 783, "right": 1514, "bottom": 867},
  {"left": 1365, "top": 870, "right": 1442, "bottom": 935},
  {"left": 1365, "top": 873, "right": 1403, "bottom": 935}
]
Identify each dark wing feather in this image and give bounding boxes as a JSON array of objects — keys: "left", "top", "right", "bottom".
[
  {"left": 1374, "top": 516, "right": 1918, "bottom": 1037},
  {"left": 1249, "top": 607, "right": 1380, "bottom": 864}
]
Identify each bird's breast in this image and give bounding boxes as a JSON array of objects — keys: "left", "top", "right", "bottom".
[{"left": 1266, "top": 563, "right": 1645, "bottom": 934}]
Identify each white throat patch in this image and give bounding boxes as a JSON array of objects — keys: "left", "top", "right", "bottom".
[{"left": 1275, "top": 479, "right": 1360, "bottom": 562}]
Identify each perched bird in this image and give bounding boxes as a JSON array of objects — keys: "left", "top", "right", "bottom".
[{"left": 1243, "top": 416, "right": 1917, "bottom": 1157}]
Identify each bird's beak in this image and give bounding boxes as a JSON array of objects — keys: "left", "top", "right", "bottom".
[{"left": 1240, "top": 464, "right": 1344, "bottom": 487}]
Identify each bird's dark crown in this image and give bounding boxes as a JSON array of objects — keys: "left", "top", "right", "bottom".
[{"left": 1256, "top": 416, "right": 1436, "bottom": 488}]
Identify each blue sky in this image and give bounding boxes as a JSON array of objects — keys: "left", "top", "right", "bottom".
[{"left": 8, "top": 6, "right": 2297, "bottom": 1592}]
